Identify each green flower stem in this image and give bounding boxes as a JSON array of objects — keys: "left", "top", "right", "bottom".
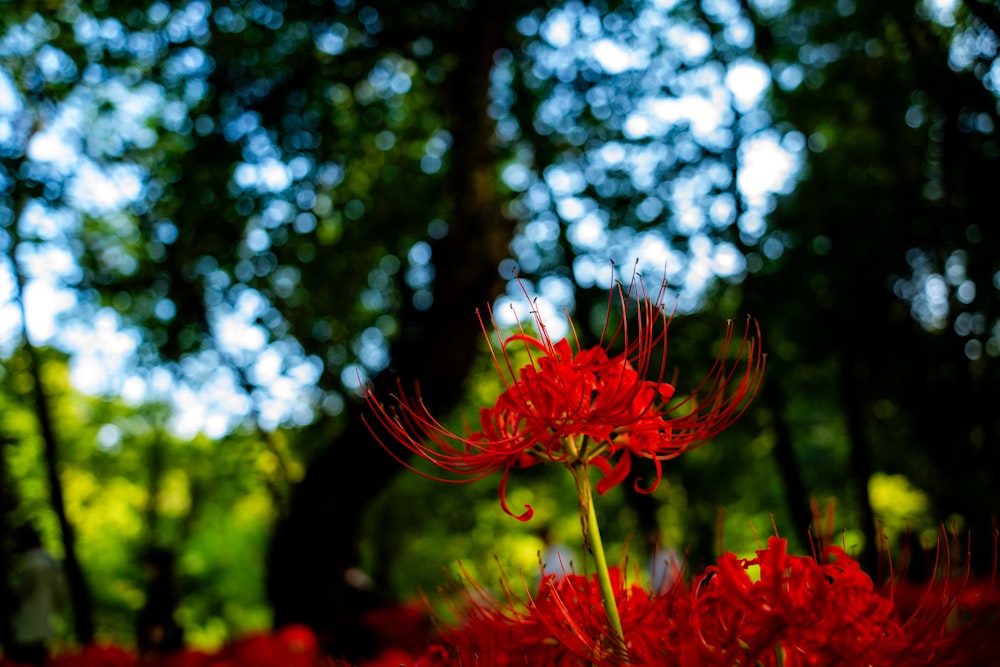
[{"left": 572, "top": 463, "right": 626, "bottom": 653}]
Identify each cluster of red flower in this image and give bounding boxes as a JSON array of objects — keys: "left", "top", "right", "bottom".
[{"left": 351, "top": 536, "right": 998, "bottom": 666}]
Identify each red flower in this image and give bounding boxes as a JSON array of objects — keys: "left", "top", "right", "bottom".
[
  {"left": 427, "top": 564, "right": 662, "bottom": 666},
  {"left": 681, "top": 536, "right": 1000, "bottom": 667},
  {"left": 365, "top": 272, "right": 763, "bottom": 520},
  {"left": 884, "top": 532, "right": 1000, "bottom": 667},
  {"left": 47, "top": 644, "right": 137, "bottom": 667},
  {"left": 684, "top": 537, "right": 902, "bottom": 665}
]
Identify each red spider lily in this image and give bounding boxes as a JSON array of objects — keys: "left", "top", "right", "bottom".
[
  {"left": 881, "top": 529, "right": 1000, "bottom": 667},
  {"left": 364, "top": 271, "right": 764, "bottom": 520},
  {"left": 685, "top": 537, "right": 905, "bottom": 666},
  {"left": 426, "top": 563, "right": 665, "bottom": 666},
  {"left": 394, "top": 537, "right": 999, "bottom": 667},
  {"left": 682, "top": 535, "right": 1000, "bottom": 667}
]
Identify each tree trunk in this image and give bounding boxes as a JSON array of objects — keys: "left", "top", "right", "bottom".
[
  {"left": 837, "top": 345, "right": 878, "bottom": 575},
  {"left": 24, "top": 344, "right": 96, "bottom": 644},
  {"left": 266, "top": 1, "right": 517, "bottom": 660},
  {"left": 763, "top": 377, "right": 814, "bottom": 552},
  {"left": 0, "top": 431, "right": 19, "bottom": 648},
  {"left": 8, "top": 241, "right": 95, "bottom": 644}
]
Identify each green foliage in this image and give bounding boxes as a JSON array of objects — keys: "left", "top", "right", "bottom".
[{"left": 1, "top": 351, "right": 285, "bottom": 648}]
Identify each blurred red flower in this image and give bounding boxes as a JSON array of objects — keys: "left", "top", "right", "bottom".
[{"left": 205, "top": 624, "right": 319, "bottom": 667}]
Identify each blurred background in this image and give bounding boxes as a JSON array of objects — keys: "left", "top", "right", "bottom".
[{"left": 0, "top": 0, "right": 998, "bottom": 660}]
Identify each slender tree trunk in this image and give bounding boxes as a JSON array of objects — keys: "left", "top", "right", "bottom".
[
  {"left": 21, "top": 342, "right": 96, "bottom": 644},
  {"left": 837, "top": 345, "right": 878, "bottom": 574},
  {"left": 0, "top": 432, "right": 18, "bottom": 648},
  {"left": 763, "top": 377, "right": 814, "bottom": 552},
  {"left": 7, "top": 242, "right": 95, "bottom": 643},
  {"left": 144, "top": 433, "right": 164, "bottom": 546}
]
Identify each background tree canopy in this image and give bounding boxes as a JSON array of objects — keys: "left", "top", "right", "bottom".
[{"left": 1, "top": 0, "right": 997, "bottom": 660}]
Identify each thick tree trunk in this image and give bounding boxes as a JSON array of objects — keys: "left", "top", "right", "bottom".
[{"left": 266, "top": 2, "right": 517, "bottom": 660}]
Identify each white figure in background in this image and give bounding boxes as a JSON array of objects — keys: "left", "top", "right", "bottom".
[
  {"left": 648, "top": 530, "right": 682, "bottom": 596},
  {"left": 9, "top": 524, "right": 66, "bottom": 666}
]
